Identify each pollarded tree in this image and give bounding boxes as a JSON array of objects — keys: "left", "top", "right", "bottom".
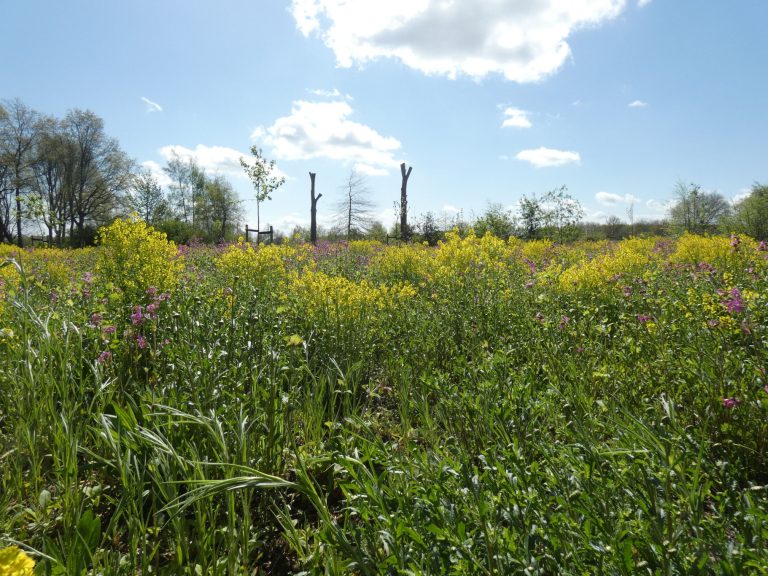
[{"left": 335, "top": 169, "right": 375, "bottom": 239}]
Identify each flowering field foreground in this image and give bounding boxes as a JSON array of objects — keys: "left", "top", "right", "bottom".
[{"left": 1, "top": 220, "right": 767, "bottom": 574}]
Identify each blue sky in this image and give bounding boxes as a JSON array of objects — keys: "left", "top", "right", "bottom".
[{"left": 4, "top": 0, "right": 767, "bottom": 232}]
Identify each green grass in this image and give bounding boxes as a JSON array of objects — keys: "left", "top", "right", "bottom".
[{"left": 1, "top": 237, "right": 767, "bottom": 574}]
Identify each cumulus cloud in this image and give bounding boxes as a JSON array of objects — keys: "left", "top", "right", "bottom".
[
  {"left": 442, "top": 204, "right": 461, "bottom": 215},
  {"left": 637, "top": 0, "right": 652, "bottom": 7},
  {"left": 646, "top": 199, "right": 671, "bottom": 214},
  {"left": 141, "top": 97, "right": 163, "bottom": 113},
  {"left": 140, "top": 160, "right": 174, "bottom": 188},
  {"left": 501, "top": 107, "right": 532, "bottom": 129},
  {"left": 253, "top": 100, "right": 402, "bottom": 175},
  {"left": 628, "top": 100, "right": 648, "bottom": 108},
  {"left": 515, "top": 147, "right": 581, "bottom": 168},
  {"left": 595, "top": 192, "right": 640, "bottom": 206},
  {"left": 732, "top": 189, "right": 751, "bottom": 204},
  {"left": 291, "top": 0, "right": 626, "bottom": 82},
  {"left": 156, "top": 144, "right": 289, "bottom": 181}
]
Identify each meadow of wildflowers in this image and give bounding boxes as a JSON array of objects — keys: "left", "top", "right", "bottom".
[{"left": 1, "top": 217, "right": 767, "bottom": 574}]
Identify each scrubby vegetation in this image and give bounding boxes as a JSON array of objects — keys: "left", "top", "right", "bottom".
[{"left": 1, "top": 217, "right": 767, "bottom": 574}]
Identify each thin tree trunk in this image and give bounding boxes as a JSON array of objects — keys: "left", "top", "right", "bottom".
[{"left": 15, "top": 185, "right": 23, "bottom": 247}]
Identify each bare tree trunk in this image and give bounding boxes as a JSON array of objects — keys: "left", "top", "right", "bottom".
[
  {"left": 400, "top": 163, "right": 412, "bottom": 241},
  {"left": 309, "top": 172, "right": 321, "bottom": 244},
  {"left": 15, "top": 184, "right": 23, "bottom": 247}
]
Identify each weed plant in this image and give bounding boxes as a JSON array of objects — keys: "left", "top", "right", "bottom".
[{"left": 1, "top": 220, "right": 767, "bottom": 574}]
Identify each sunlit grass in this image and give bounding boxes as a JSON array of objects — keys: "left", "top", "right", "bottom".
[{"left": 1, "top": 223, "right": 767, "bottom": 574}]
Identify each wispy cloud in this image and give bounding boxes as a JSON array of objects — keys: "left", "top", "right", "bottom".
[
  {"left": 141, "top": 96, "right": 163, "bottom": 113},
  {"left": 515, "top": 147, "right": 581, "bottom": 168},
  {"left": 638, "top": 0, "right": 652, "bottom": 7},
  {"left": 501, "top": 107, "right": 532, "bottom": 129},
  {"left": 595, "top": 192, "right": 640, "bottom": 206},
  {"left": 308, "top": 88, "right": 353, "bottom": 100},
  {"left": 628, "top": 100, "right": 648, "bottom": 108},
  {"left": 646, "top": 199, "right": 671, "bottom": 214}
]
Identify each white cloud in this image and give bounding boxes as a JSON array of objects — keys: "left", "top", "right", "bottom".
[
  {"left": 141, "top": 96, "right": 163, "bottom": 113},
  {"left": 157, "top": 144, "right": 289, "bottom": 181},
  {"left": 140, "top": 160, "right": 174, "bottom": 188},
  {"left": 629, "top": 100, "right": 648, "bottom": 108},
  {"left": 501, "top": 107, "right": 532, "bottom": 129},
  {"left": 442, "top": 204, "right": 461, "bottom": 215},
  {"left": 291, "top": 0, "right": 626, "bottom": 82},
  {"left": 308, "top": 88, "right": 353, "bottom": 100},
  {"left": 732, "top": 189, "right": 751, "bottom": 204},
  {"left": 638, "top": 0, "right": 652, "bottom": 7},
  {"left": 254, "top": 100, "right": 402, "bottom": 175},
  {"left": 646, "top": 199, "right": 671, "bottom": 214},
  {"left": 354, "top": 163, "right": 389, "bottom": 176},
  {"left": 595, "top": 191, "right": 640, "bottom": 206},
  {"left": 515, "top": 147, "right": 581, "bottom": 168}
]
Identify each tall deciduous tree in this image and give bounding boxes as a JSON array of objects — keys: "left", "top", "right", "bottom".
[
  {"left": 335, "top": 169, "right": 374, "bottom": 239},
  {"left": 163, "top": 152, "right": 195, "bottom": 224},
  {"left": 61, "top": 109, "right": 132, "bottom": 243},
  {"left": 202, "top": 173, "right": 242, "bottom": 241},
  {"left": 518, "top": 195, "right": 545, "bottom": 240},
  {"left": 541, "top": 185, "right": 585, "bottom": 242},
  {"left": 240, "top": 147, "right": 285, "bottom": 233},
  {"left": 31, "top": 115, "right": 69, "bottom": 245},
  {"left": 668, "top": 182, "right": 731, "bottom": 234},
  {"left": 128, "top": 167, "right": 168, "bottom": 225},
  {"left": 729, "top": 182, "right": 768, "bottom": 240},
  {"left": 0, "top": 98, "right": 39, "bottom": 246}
]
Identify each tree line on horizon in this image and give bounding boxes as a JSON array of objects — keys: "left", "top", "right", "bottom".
[
  {"left": 2, "top": 97, "right": 766, "bottom": 248},
  {"left": 0, "top": 98, "right": 243, "bottom": 247}
]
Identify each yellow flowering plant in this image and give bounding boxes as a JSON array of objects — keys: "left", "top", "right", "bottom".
[
  {"left": 0, "top": 546, "right": 35, "bottom": 575},
  {"left": 95, "top": 215, "right": 183, "bottom": 303}
]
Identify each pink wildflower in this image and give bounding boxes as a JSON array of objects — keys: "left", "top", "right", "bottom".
[
  {"left": 722, "top": 397, "right": 740, "bottom": 409},
  {"left": 130, "top": 306, "right": 144, "bottom": 325}
]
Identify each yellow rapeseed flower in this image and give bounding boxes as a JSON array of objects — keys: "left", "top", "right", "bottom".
[{"left": 0, "top": 546, "right": 35, "bottom": 575}]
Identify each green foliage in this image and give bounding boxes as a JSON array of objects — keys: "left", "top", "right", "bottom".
[
  {"left": 729, "top": 182, "right": 768, "bottom": 240},
  {"left": 240, "top": 146, "right": 285, "bottom": 231},
  {"left": 669, "top": 181, "right": 732, "bottom": 234},
  {"left": 2, "top": 235, "right": 768, "bottom": 574},
  {"left": 473, "top": 202, "right": 515, "bottom": 239}
]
